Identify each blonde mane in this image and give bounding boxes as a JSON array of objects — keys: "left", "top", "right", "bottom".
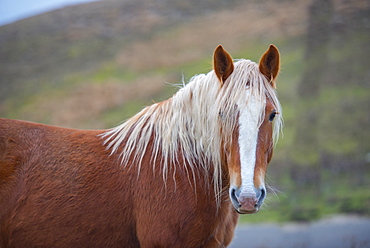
[{"left": 101, "top": 59, "right": 283, "bottom": 203}]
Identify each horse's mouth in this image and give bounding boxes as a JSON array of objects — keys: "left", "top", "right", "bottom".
[
  {"left": 231, "top": 198, "right": 261, "bottom": 214},
  {"left": 235, "top": 207, "right": 260, "bottom": 214}
]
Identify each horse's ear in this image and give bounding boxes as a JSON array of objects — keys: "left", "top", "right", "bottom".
[
  {"left": 259, "top": 44, "right": 280, "bottom": 87},
  {"left": 213, "top": 45, "right": 234, "bottom": 85}
]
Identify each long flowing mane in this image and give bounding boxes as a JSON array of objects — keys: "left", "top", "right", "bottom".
[{"left": 101, "top": 59, "right": 283, "bottom": 202}]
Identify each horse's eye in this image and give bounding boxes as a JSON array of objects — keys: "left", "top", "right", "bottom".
[{"left": 269, "top": 111, "right": 277, "bottom": 121}]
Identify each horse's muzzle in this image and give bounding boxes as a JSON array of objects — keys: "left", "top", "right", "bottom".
[{"left": 229, "top": 186, "right": 266, "bottom": 214}]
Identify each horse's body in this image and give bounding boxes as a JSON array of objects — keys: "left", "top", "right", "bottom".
[
  {"left": 0, "top": 119, "right": 236, "bottom": 247},
  {"left": 0, "top": 45, "right": 282, "bottom": 247}
]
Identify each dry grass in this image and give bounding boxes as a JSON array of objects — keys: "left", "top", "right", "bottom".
[
  {"left": 17, "top": 75, "right": 166, "bottom": 129},
  {"left": 116, "top": 0, "right": 311, "bottom": 71}
]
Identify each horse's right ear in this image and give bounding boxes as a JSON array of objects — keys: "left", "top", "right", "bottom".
[{"left": 213, "top": 45, "right": 234, "bottom": 85}]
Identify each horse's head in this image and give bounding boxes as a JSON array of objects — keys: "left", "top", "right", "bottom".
[{"left": 214, "top": 45, "right": 281, "bottom": 214}]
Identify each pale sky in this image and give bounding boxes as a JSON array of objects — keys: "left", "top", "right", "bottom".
[{"left": 0, "top": 0, "right": 100, "bottom": 26}]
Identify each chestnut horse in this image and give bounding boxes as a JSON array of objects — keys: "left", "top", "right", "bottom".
[{"left": 0, "top": 45, "right": 282, "bottom": 247}]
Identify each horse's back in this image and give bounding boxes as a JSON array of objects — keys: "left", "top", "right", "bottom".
[
  {"left": 0, "top": 118, "right": 105, "bottom": 195},
  {"left": 0, "top": 118, "right": 139, "bottom": 247}
]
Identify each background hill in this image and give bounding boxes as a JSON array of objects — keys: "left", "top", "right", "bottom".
[
  {"left": 0, "top": 0, "right": 309, "bottom": 127},
  {"left": 1, "top": 0, "right": 369, "bottom": 223}
]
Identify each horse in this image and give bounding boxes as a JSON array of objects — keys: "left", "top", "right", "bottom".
[{"left": 0, "top": 44, "right": 282, "bottom": 247}]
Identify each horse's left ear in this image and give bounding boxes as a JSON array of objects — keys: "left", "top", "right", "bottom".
[
  {"left": 259, "top": 44, "right": 280, "bottom": 87},
  {"left": 213, "top": 45, "right": 234, "bottom": 85}
]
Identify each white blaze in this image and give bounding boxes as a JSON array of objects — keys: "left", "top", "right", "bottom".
[{"left": 238, "top": 90, "right": 264, "bottom": 198}]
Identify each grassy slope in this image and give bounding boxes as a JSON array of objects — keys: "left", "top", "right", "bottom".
[{"left": 0, "top": 0, "right": 310, "bottom": 128}]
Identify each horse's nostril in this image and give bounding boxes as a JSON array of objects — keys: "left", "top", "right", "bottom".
[
  {"left": 255, "top": 187, "right": 266, "bottom": 200},
  {"left": 260, "top": 188, "right": 266, "bottom": 199},
  {"left": 255, "top": 188, "right": 266, "bottom": 207},
  {"left": 230, "top": 188, "right": 241, "bottom": 207}
]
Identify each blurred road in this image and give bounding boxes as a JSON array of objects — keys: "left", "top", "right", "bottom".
[{"left": 230, "top": 215, "right": 370, "bottom": 248}]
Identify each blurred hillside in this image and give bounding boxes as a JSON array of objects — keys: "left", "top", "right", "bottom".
[
  {"left": 279, "top": 0, "right": 370, "bottom": 222},
  {"left": 0, "top": 0, "right": 369, "bottom": 222},
  {"left": 0, "top": 0, "right": 309, "bottom": 127}
]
